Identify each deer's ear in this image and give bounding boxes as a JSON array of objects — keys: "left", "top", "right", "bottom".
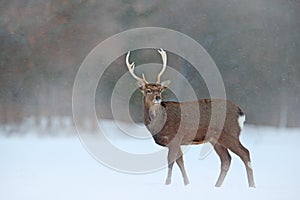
[
  {"left": 136, "top": 80, "right": 146, "bottom": 91},
  {"left": 161, "top": 80, "right": 170, "bottom": 89}
]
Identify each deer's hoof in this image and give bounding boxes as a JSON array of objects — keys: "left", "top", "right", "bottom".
[
  {"left": 165, "top": 179, "right": 171, "bottom": 185},
  {"left": 184, "top": 180, "right": 190, "bottom": 186}
]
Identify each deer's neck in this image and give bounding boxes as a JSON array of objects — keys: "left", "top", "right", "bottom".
[{"left": 143, "top": 97, "right": 167, "bottom": 135}]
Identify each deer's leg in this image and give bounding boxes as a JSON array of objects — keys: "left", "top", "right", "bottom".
[
  {"left": 227, "top": 140, "right": 255, "bottom": 188},
  {"left": 213, "top": 143, "right": 231, "bottom": 187},
  {"left": 176, "top": 148, "right": 190, "bottom": 185},
  {"left": 165, "top": 145, "right": 179, "bottom": 185}
]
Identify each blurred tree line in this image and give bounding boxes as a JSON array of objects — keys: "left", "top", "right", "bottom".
[{"left": 0, "top": 0, "right": 300, "bottom": 133}]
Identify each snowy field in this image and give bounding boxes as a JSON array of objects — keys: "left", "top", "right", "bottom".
[{"left": 0, "top": 120, "right": 299, "bottom": 200}]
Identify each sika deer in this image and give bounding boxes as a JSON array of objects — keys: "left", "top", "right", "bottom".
[{"left": 125, "top": 49, "right": 255, "bottom": 187}]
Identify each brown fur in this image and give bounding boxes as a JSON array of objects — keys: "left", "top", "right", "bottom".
[
  {"left": 139, "top": 83, "right": 255, "bottom": 187},
  {"left": 126, "top": 48, "right": 254, "bottom": 187}
]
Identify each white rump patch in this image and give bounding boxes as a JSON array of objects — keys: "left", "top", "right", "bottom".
[{"left": 238, "top": 114, "right": 246, "bottom": 130}]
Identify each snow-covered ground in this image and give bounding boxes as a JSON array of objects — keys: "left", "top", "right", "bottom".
[{"left": 0, "top": 121, "right": 299, "bottom": 200}]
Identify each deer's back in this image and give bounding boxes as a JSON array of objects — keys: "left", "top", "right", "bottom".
[{"left": 157, "top": 99, "right": 244, "bottom": 145}]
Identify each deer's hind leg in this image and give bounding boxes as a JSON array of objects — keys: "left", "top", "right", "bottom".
[
  {"left": 229, "top": 142, "right": 255, "bottom": 187},
  {"left": 223, "top": 135, "right": 255, "bottom": 187},
  {"left": 213, "top": 142, "right": 231, "bottom": 187}
]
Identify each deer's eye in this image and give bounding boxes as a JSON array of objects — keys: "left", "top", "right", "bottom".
[{"left": 146, "top": 89, "right": 152, "bottom": 94}]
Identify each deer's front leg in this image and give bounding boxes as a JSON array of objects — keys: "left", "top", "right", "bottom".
[
  {"left": 165, "top": 145, "right": 179, "bottom": 185},
  {"left": 176, "top": 148, "right": 190, "bottom": 185}
]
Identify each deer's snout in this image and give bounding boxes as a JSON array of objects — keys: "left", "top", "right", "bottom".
[{"left": 154, "top": 95, "right": 162, "bottom": 104}]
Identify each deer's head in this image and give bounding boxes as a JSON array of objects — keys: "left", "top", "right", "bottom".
[{"left": 126, "top": 48, "right": 170, "bottom": 106}]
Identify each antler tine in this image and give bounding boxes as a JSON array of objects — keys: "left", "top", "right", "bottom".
[
  {"left": 126, "top": 51, "right": 148, "bottom": 83},
  {"left": 157, "top": 48, "right": 167, "bottom": 84}
]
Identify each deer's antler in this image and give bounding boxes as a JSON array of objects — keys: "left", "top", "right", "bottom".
[
  {"left": 126, "top": 51, "right": 148, "bottom": 83},
  {"left": 157, "top": 48, "right": 167, "bottom": 84}
]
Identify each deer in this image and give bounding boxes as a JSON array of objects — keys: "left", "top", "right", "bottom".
[{"left": 125, "top": 48, "right": 255, "bottom": 187}]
